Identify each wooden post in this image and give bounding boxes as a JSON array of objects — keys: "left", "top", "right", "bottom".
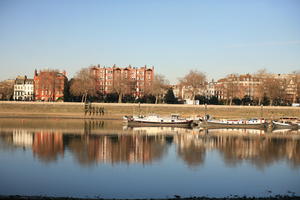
[
  {"left": 204, "top": 103, "right": 208, "bottom": 128},
  {"left": 260, "top": 105, "right": 263, "bottom": 118},
  {"left": 138, "top": 102, "right": 141, "bottom": 116}
]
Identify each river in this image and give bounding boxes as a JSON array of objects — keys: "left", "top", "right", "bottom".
[{"left": 0, "top": 118, "right": 299, "bottom": 198}]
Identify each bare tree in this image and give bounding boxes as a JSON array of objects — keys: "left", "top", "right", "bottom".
[
  {"left": 113, "top": 70, "right": 136, "bottom": 103},
  {"left": 37, "top": 69, "right": 61, "bottom": 101},
  {"left": 179, "top": 70, "right": 206, "bottom": 102},
  {"left": 254, "top": 69, "right": 269, "bottom": 105},
  {"left": 264, "top": 75, "right": 285, "bottom": 106},
  {"left": 70, "top": 68, "right": 97, "bottom": 102},
  {"left": 293, "top": 71, "right": 300, "bottom": 103},
  {"left": 146, "top": 74, "right": 169, "bottom": 104},
  {"left": 0, "top": 80, "right": 14, "bottom": 100},
  {"left": 223, "top": 74, "right": 240, "bottom": 105}
]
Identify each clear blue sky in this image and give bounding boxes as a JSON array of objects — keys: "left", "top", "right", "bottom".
[{"left": 0, "top": 0, "right": 299, "bottom": 83}]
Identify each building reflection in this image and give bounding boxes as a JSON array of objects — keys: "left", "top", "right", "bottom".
[
  {"left": 66, "top": 134, "right": 167, "bottom": 166},
  {"left": 13, "top": 129, "right": 33, "bottom": 148},
  {"left": 32, "top": 131, "right": 64, "bottom": 162},
  {"left": 0, "top": 126, "right": 299, "bottom": 168}
]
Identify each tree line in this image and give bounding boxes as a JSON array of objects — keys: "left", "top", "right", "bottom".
[
  {"left": 219, "top": 69, "right": 300, "bottom": 106},
  {"left": 1, "top": 67, "right": 299, "bottom": 105},
  {"left": 67, "top": 68, "right": 174, "bottom": 104}
]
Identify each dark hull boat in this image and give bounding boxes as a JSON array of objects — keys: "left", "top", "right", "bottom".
[
  {"left": 124, "top": 115, "right": 193, "bottom": 128},
  {"left": 199, "top": 119, "right": 267, "bottom": 129},
  {"left": 272, "top": 121, "right": 299, "bottom": 130}
]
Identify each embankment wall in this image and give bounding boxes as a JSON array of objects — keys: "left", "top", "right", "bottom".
[{"left": 0, "top": 101, "right": 299, "bottom": 119}]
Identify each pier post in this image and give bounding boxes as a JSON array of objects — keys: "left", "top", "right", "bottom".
[
  {"left": 138, "top": 102, "right": 141, "bottom": 116},
  {"left": 204, "top": 103, "right": 208, "bottom": 128}
]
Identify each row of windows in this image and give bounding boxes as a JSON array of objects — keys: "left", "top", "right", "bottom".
[
  {"left": 35, "top": 90, "right": 63, "bottom": 95},
  {"left": 14, "top": 91, "right": 33, "bottom": 96},
  {"left": 14, "top": 85, "right": 34, "bottom": 90},
  {"left": 98, "top": 70, "right": 148, "bottom": 75},
  {"left": 99, "top": 76, "right": 151, "bottom": 81}
]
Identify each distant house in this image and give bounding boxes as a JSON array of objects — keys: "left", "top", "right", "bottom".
[
  {"left": 13, "top": 76, "right": 34, "bottom": 101},
  {"left": 34, "top": 69, "right": 67, "bottom": 101}
]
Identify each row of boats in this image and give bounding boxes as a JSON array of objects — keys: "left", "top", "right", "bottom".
[{"left": 123, "top": 114, "right": 300, "bottom": 130}]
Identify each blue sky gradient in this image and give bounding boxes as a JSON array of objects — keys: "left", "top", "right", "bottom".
[{"left": 0, "top": 0, "right": 299, "bottom": 83}]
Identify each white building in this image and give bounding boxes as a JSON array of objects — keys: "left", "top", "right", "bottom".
[
  {"left": 205, "top": 80, "right": 217, "bottom": 98},
  {"left": 13, "top": 129, "right": 33, "bottom": 147},
  {"left": 13, "top": 76, "right": 34, "bottom": 101}
]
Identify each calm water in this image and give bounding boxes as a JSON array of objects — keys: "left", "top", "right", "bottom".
[{"left": 0, "top": 119, "right": 300, "bottom": 198}]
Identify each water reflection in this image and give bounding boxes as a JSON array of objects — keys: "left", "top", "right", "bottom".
[
  {"left": 33, "top": 131, "right": 64, "bottom": 162},
  {"left": 0, "top": 119, "right": 299, "bottom": 169}
]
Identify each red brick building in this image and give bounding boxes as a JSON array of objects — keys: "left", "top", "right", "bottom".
[
  {"left": 90, "top": 65, "right": 154, "bottom": 97},
  {"left": 34, "top": 69, "right": 67, "bottom": 101}
]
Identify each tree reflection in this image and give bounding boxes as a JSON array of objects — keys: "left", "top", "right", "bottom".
[
  {"left": 66, "top": 135, "right": 168, "bottom": 166},
  {"left": 0, "top": 127, "right": 300, "bottom": 169},
  {"left": 176, "top": 135, "right": 206, "bottom": 167}
]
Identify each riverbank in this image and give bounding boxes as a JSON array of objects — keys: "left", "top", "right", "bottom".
[
  {"left": 0, "top": 101, "right": 299, "bottom": 119},
  {"left": 0, "top": 195, "right": 299, "bottom": 200}
]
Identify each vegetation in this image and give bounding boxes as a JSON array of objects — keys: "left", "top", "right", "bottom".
[
  {"left": 0, "top": 80, "right": 14, "bottom": 100},
  {"left": 179, "top": 69, "right": 206, "bottom": 101},
  {"left": 147, "top": 74, "right": 169, "bottom": 104},
  {"left": 6, "top": 66, "right": 300, "bottom": 106},
  {"left": 69, "top": 68, "right": 97, "bottom": 102},
  {"left": 164, "top": 88, "right": 178, "bottom": 104},
  {"left": 112, "top": 69, "right": 137, "bottom": 103}
]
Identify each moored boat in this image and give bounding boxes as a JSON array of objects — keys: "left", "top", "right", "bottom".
[
  {"left": 199, "top": 118, "right": 267, "bottom": 129},
  {"left": 271, "top": 117, "right": 300, "bottom": 130},
  {"left": 272, "top": 120, "right": 299, "bottom": 130},
  {"left": 123, "top": 114, "right": 193, "bottom": 128}
]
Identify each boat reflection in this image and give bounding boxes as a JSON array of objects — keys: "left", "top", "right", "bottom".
[
  {"left": 123, "top": 126, "right": 197, "bottom": 135},
  {"left": 0, "top": 119, "right": 300, "bottom": 169}
]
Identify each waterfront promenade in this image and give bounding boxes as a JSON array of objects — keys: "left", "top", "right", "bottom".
[{"left": 0, "top": 101, "right": 299, "bottom": 120}]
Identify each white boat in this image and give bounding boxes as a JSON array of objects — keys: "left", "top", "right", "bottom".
[
  {"left": 123, "top": 114, "right": 193, "bottom": 128},
  {"left": 272, "top": 117, "right": 300, "bottom": 130},
  {"left": 200, "top": 118, "right": 267, "bottom": 129},
  {"left": 272, "top": 121, "right": 299, "bottom": 130}
]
